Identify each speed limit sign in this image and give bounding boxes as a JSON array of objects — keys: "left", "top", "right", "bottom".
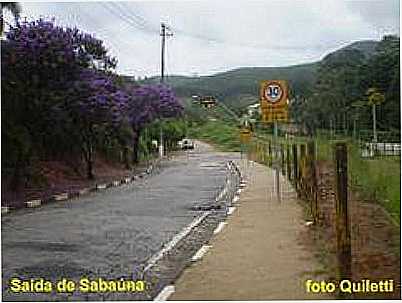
[
  {"left": 259, "top": 80, "right": 288, "bottom": 123},
  {"left": 264, "top": 83, "right": 283, "bottom": 103},
  {"left": 260, "top": 80, "right": 288, "bottom": 107}
]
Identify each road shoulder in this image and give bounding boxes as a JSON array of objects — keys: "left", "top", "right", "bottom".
[{"left": 170, "top": 160, "right": 333, "bottom": 300}]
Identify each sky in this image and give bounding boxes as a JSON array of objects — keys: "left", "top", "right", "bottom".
[{"left": 14, "top": 0, "right": 401, "bottom": 77}]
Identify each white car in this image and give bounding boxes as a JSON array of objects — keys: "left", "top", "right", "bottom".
[{"left": 179, "top": 139, "right": 195, "bottom": 150}]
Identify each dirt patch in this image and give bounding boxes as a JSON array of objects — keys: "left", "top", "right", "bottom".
[{"left": 299, "top": 160, "right": 400, "bottom": 299}]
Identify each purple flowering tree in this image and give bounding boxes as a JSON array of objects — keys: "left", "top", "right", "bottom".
[
  {"left": 2, "top": 18, "right": 116, "bottom": 91},
  {"left": 2, "top": 18, "right": 119, "bottom": 182},
  {"left": 58, "top": 70, "right": 129, "bottom": 179},
  {"left": 126, "top": 84, "right": 183, "bottom": 164},
  {"left": 2, "top": 17, "right": 183, "bottom": 184}
]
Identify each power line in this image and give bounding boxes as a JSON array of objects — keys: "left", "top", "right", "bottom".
[
  {"left": 166, "top": 23, "right": 332, "bottom": 51},
  {"left": 117, "top": 2, "right": 159, "bottom": 33},
  {"left": 111, "top": 2, "right": 157, "bottom": 33},
  {"left": 101, "top": 2, "right": 158, "bottom": 35}
]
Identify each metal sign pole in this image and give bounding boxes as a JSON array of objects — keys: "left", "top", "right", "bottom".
[
  {"left": 259, "top": 80, "right": 288, "bottom": 203},
  {"left": 274, "top": 121, "right": 281, "bottom": 202}
]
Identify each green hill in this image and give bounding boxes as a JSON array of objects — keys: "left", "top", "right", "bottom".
[{"left": 140, "top": 39, "right": 380, "bottom": 110}]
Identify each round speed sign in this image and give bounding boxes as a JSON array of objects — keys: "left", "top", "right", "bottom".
[{"left": 264, "top": 82, "right": 283, "bottom": 104}]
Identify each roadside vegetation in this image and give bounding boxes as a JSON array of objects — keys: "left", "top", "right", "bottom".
[
  {"left": 2, "top": 17, "right": 185, "bottom": 196},
  {"left": 188, "top": 121, "right": 241, "bottom": 152},
  {"left": 315, "top": 137, "right": 400, "bottom": 222},
  {"left": 349, "top": 149, "right": 400, "bottom": 222},
  {"left": 189, "top": 112, "right": 400, "bottom": 222},
  {"left": 187, "top": 34, "right": 401, "bottom": 223}
]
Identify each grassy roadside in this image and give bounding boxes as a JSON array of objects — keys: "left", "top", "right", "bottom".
[
  {"left": 349, "top": 145, "right": 400, "bottom": 223},
  {"left": 188, "top": 121, "right": 242, "bottom": 152},
  {"left": 316, "top": 137, "right": 400, "bottom": 223},
  {"left": 189, "top": 120, "right": 400, "bottom": 222}
]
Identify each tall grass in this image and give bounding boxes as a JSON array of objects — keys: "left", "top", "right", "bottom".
[
  {"left": 316, "top": 137, "right": 400, "bottom": 223},
  {"left": 191, "top": 121, "right": 400, "bottom": 222},
  {"left": 188, "top": 121, "right": 241, "bottom": 152},
  {"left": 348, "top": 144, "right": 400, "bottom": 222}
]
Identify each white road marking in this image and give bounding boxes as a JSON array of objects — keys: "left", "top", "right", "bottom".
[
  {"left": 154, "top": 285, "right": 175, "bottom": 301},
  {"left": 144, "top": 211, "right": 211, "bottom": 272},
  {"left": 25, "top": 200, "right": 41, "bottom": 208},
  {"left": 54, "top": 193, "right": 68, "bottom": 201},
  {"left": 79, "top": 188, "right": 90, "bottom": 195},
  {"left": 227, "top": 207, "right": 236, "bottom": 215},
  {"left": 96, "top": 184, "right": 107, "bottom": 190},
  {"left": 216, "top": 187, "right": 227, "bottom": 201},
  {"left": 191, "top": 245, "right": 212, "bottom": 261},
  {"left": 213, "top": 222, "right": 227, "bottom": 235}
]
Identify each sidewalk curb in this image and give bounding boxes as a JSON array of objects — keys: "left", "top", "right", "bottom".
[
  {"left": 1, "top": 159, "right": 161, "bottom": 216},
  {"left": 151, "top": 160, "right": 244, "bottom": 301}
]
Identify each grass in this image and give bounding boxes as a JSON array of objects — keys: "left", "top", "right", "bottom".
[
  {"left": 188, "top": 121, "right": 242, "bottom": 152},
  {"left": 316, "top": 137, "right": 400, "bottom": 223},
  {"left": 190, "top": 119, "right": 400, "bottom": 223},
  {"left": 348, "top": 144, "right": 400, "bottom": 223}
]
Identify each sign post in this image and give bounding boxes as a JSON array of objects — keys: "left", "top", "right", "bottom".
[
  {"left": 240, "top": 125, "right": 252, "bottom": 174},
  {"left": 259, "top": 80, "right": 289, "bottom": 202}
]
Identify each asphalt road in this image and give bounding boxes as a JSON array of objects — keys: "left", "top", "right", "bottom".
[{"left": 1, "top": 141, "right": 239, "bottom": 301}]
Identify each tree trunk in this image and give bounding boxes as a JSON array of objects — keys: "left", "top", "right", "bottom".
[
  {"left": 132, "top": 129, "right": 141, "bottom": 165},
  {"left": 87, "top": 155, "right": 94, "bottom": 180},
  {"left": 123, "top": 146, "right": 130, "bottom": 169},
  {"left": 372, "top": 104, "right": 377, "bottom": 143},
  {"left": 10, "top": 150, "right": 22, "bottom": 191},
  {"left": 82, "top": 133, "right": 95, "bottom": 180},
  {"left": 84, "top": 143, "right": 94, "bottom": 180}
]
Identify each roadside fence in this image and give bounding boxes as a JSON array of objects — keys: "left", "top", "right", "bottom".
[{"left": 246, "top": 137, "right": 352, "bottom": 297}]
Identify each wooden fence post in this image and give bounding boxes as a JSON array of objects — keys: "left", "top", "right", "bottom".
[
  {"left": 281, "top": 144, "right": 285, "bottom": 176},
  {"left": 292, "top": 144, "right": 298, "bottom": 187},
  {"left": 286, "top": 145, "right": 291, "bottom": 181},
  {"left": 299, "top": 144, "right": 306, "bottom": 197},
  {"left": 334, "top": 142, "right": 352, "bottom": 298},
  {"left": 307, "top": 141, "right": 318, "bottom": 221},
  {"left": 268, "top": 141, "right": 272, "bottom": 167}
]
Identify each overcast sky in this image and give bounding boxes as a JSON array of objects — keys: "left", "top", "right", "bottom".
[{"left": 17, "top": 1, "right": 400, "bottom": 77}]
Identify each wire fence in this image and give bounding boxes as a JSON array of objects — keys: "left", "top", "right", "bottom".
[{"left": 244, "top": 136, "right": 400, "bottom": 299}]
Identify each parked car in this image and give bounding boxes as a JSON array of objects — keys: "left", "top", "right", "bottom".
[{"left": 178, "top": 138, "right": 195, "bottom": 150}]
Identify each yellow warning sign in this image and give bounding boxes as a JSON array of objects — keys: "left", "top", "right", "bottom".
[
  {"left": 240, "top": 128, "right": 252, "bottom": 144},
  {"left": 261, "top": 105, "right": 289, "bottom": 123},
  {"left": 260, "top": 80, "right": 288, "bottom": 123}
]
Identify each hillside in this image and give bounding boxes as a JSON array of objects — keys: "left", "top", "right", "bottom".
[{"left": 140, "top": 39, "right": 380, "bottom": 110}]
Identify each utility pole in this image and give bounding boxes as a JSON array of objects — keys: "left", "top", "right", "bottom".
[{"left": 159, "top": 22, "right": 173, "bottom": 158}]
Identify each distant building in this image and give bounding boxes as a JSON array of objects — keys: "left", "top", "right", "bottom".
[
  {"left": 194, "top": 96, "right": 217, "bottom": 108},
  {"left": 247, "top": 103, "right": 261, "bottom": 117}
]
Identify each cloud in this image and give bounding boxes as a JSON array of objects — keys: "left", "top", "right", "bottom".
[
  {"left": 345, "top": 0, "right": 400, "bottom": 35},
  {"left": 19, "top": 1, "right": 400, "bottom": 77}
]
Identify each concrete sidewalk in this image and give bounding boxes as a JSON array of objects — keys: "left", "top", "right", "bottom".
[{"left": 170, "top": 160, "right": 332, "bottom": 300}]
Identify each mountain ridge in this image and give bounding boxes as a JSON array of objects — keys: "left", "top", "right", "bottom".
[{"left": 138, "top": 39, "right": 379, "bottom": 109}]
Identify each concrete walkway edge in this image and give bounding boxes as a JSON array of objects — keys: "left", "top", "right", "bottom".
[{"left": 169, "top": 159, "right": 332, "bottom": 300}]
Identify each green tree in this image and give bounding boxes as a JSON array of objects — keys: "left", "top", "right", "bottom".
[
  {"left": 367, "top": 88, "right": 385, "bottom": 142},
  {"left": 360, "top": 35, "right": 400, "bottom": 132}
]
